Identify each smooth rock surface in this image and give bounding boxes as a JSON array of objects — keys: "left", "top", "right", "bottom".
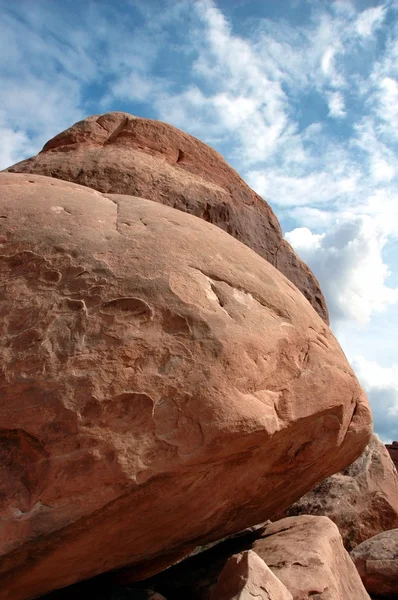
[
  {"left": 4, "top": 111, "right": 329, "bottom": 323},
  {"left": 209, "top": 550, "right": 293, "bottom": 600},
  {"left": 0, "top": 173, "right": 371, "bottom": 600},
  {"left": 252, "top": 516, "right": 371, "bottom": 599},
  {"left": 280, "top": 435, "right": 398, "bottom": 550},
  {"left": 351, "top": 529, "right": 398, "bottom": 598}
]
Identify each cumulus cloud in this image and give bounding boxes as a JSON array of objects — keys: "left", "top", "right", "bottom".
[
  {"left": 351, "top": 355, "right": 398, "bottom": 442},
  {"left": 285, "top": 215, "right": 398, "bottom": 325}
]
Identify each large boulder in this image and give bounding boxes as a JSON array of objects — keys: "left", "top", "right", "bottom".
[
  {"left": 4, "top": 112, "right": 329, "bottom": 324},
  {"left": 252, "top": 516, "right": 371, "bottom": 599},
  {"left": 279, "top": 435, "right": 398, "bottom": 550},
  {"left": 351, "top": 529, "right": 398, "bottom": 598},
  {"left": 0, "top": 173, "right": 371, "bottom": 600}
]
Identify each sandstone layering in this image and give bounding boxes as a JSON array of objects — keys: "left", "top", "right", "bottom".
[
  {"left": 0, "top": 171, "right": 372, "bottom": 600},
  {"left": 5, "top": 111, "right": 329, "bottom": 323}
]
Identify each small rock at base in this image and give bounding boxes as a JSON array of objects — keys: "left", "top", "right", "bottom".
[{"left": 209, "top": 550, "right": 293, "bottom": 600}]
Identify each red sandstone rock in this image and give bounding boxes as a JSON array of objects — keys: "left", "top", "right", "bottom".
[
  {"left": 351, "top": 529, "right": 398, "bottom": 598},
  {"left": 0, "top": 173, "right": 371, "bottom": 600},
  {"left": 4, "top": 112, "right": 329, "bottom": 324},
  {"left": 279, "top": 434, "right": 398, "bottom": 550},
  {"left": 209, "top": 550, "right": 293, "bottom": 600},
  {"left": 252, "top": 516, "right": 371, "bottom": 599},
  {"left": 386, "top": 441, "right": 398, "bottom": 472}
]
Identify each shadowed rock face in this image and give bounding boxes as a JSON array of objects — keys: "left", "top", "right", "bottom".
[
  {"left": 4, "top": 112, "right": 329, "bottom": 324},
  {"left": 0, "top": 173, "right": 371, "bottom": 600},
  {"left": 112, "top": 517, "right": 371, "bottom": 600}
]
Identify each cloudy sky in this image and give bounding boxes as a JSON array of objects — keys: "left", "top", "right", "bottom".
[{"left": 1, "top": 0, "right": 397, "bottom": 442}]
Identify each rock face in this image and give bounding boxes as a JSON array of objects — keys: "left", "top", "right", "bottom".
[
  {"left": 351, "top": 529, "right": 398, "bottom": 598},
  {"left": 0, "top": 173, "right": 371, "bottom": 600},
  {"left": 209, "top": 550, "right": 293, "bottom": 600},
  {"left": 4, "top": 111, "right": 329, "bottom": 324},
  {"left": 252, "top": 516, "right": 371, "bottom": 599},
  {"left": 280, "top": 435, "right": 398, "bottom": 550},
  {"left": 386, "top": 441, "right": 398, "bottom": 471}
]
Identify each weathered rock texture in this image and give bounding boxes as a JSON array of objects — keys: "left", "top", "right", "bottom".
[
  {"left": 209, "top": 550, "right": 293, "bottom": 600},
  {"left": 4, "top": 112, "right": 329, "bottom": 324},
  {"left": 0, "top": 173, "right": 371, "bottom": 600},
  {"left": 386, "top": 441, "right": 398, "bottom": 471},
  {"left": 252, "top": 516, "right": 371, "bottom": 599},
  {"left": 279, "top": 434, "right": 398, "bottom": 550},
  {"left": 351, "top": 529, "right": 398, "bottom": 598}
]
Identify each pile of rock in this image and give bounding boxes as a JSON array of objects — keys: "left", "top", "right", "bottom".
[
  {"left": 279, "top": 434, "right": 398, "bottom": 550},
  {"left": 0, "top": 113, "right": 393, "bottom": 600}
]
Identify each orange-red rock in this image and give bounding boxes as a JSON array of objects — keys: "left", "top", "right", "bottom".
[
  {"left": 0, "top": 173, "right": 371, "bottom": 600},
  {"left": 280, "top": 435, "right": 398, "bottom": 550},
  {"left": 209, "top": 550, "right": 293, "bottom": 600},
  {"left": 252, "top": 516, "right": 371, "bottom": 599},
  {"left": 4, "top": 112, "right": 329, "bottom": 324},
  {"left": 351, "top": 529, "right": 398, "bottom": 598}
]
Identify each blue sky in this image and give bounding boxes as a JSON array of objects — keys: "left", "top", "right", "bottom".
[{"left": 1, "top": 0, "right": 397, "bottom": 442}]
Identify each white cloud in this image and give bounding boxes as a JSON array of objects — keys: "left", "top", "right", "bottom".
[
  {"left": 326, "top": 91, "right": 346, "bottom": 118},
  {"left": 155, "top": 0, "right": 292, "bottom": 163},
  {"left": 362, "top": 189, "right": 398, "bottom": 236},
  {"left": 0, "top": 119, "right": 35, "bottom": 169},
  {"left": 321, "top": 46, "right": 344, "bottom": 87},
  {"left": 108, "top": 72, "right": 159, "bottom": 104},
  {"left": 287, "top": 206, "right": 337, "bottom": 229},
  {"left": 370, "top": 157, "right": 396, "bottom": 182},
  {"left": 331, "top": 1, "right": 356, "bottom": 18},
  {"left": 355, "top": 6, "right": 386, "bottom": 37},
  {"left": 286, "top": 215, "right": 398, "bottom": 325},
  {"left": 351, "top": 355, "right": 398, "bottom": 442},
  {"left": 0, "top": 2, "right": 165, "bottom": 168},
  {"left": 247, "top": 163, "right": 360, "bottom": 208},
  {"left": 377, "top": 76, "right": 398, "bottom": 130},
  {"left": 0, "top": 76, "right": 82, "bottom": 139}
]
